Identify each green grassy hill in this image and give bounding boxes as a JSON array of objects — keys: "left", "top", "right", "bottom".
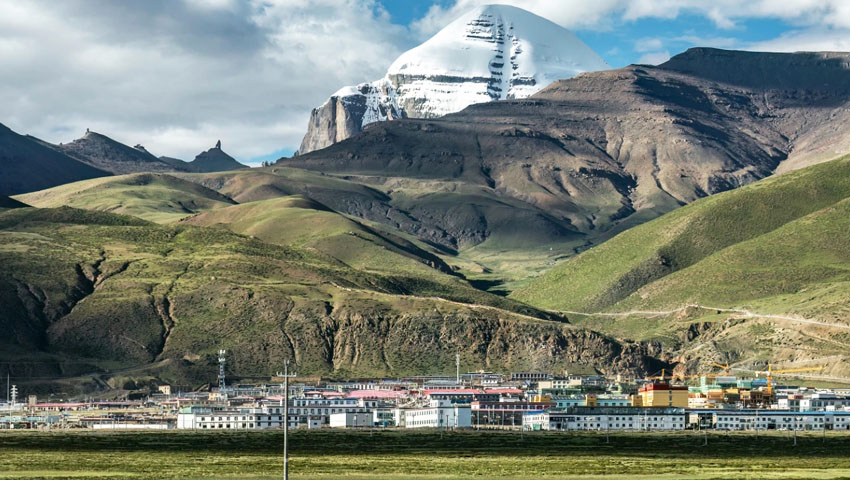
[
  {"left": 512, "top": 154, "right": 850, "bottom": 378},
  {"left": 14, "top": 173, "right": 236, "bottom": 223},
  {"left": 0, "top": 206, "right": 659, "bottom": 394},
  {"left": 513, "top": 154, "right": 850, "bottom": 313},
  {"left": 181, "top": 167, "right": 586, "bottom": 294}
]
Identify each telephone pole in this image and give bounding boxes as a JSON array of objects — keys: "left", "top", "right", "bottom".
[
  {"left": 217, "top": 350, "right": 227, "bottom": 398},
  {"left": 278, "top": 359, "right": 297, "bottom": 480},
  {"left": 456, "top": 353, "right": 460, "bottom": 385}
]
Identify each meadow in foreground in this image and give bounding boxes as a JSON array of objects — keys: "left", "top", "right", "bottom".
[{"left": 2, "top": 429, "right": 850, "bottom": 479}]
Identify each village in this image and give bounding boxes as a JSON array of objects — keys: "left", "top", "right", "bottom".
[{"left": 3, "top": 355, "right": 849, "bottom": 433}]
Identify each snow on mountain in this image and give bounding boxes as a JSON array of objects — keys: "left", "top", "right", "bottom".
[{"left": 297, "top": 4, "right": 609, "bottom": 154}]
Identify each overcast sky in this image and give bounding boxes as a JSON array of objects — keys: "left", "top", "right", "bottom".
[{"left": 3, "top": 0, "right": 850, "bottom": 165}]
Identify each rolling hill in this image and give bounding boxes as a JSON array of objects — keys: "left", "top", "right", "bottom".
[
  {"left": 512, "top": 154, "right": 850, "bottom": 377},
  {"left": 15, "top": 173, "right": 237, "bottom": 223},
  {"left": 0, "top": 123, "right": 110, "bottom": 196}
]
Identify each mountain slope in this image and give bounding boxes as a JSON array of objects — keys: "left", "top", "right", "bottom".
[
  {"left": 512, "top": 153, "right": 850, "bottom": 312},
  {"left": 0, "top": 123, "right": 110, "bottom": 196},
  {"left": 0, "top": 206, "right": 661, "bottom": 393},
  {"left": 50, "top": 130, "right": 177, "bottom": 174},
  {"left": 298, "top": 4, "right": 609, "bottom": 154},
  {"left": 512, "top": 154, "right": 850, "bottom": 377},
  {"left": 0, "top": 195, "right": 27, "bottom": 209},
  {"left": 283, "top": 48, "right": 850, "bottom": 288},
  {"left": 181, "top": 195, "right": 455, "bottom": 275},
  {"left": 15, "top": 173, "right": 237, "bottom": 223}
]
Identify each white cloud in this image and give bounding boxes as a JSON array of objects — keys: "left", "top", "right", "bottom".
[
  {"left": 637, "top": 51, "right": 671, "bottom": 65},
  {"left": 634, "top": 37, "right": 663, "bottom": 52},
  {"left": 0, "top": 0, "right": 408, "bottom": 162},
  {"left": 748, "top": 27, "right": 850, "bottom": 52},
  {"left": 4, "top": 0, "right": 850, "bottom": 163},
  {"left": 412, "top": 0, "right": 850, "bottom": 36}
]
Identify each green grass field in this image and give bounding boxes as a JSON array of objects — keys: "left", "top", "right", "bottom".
[{"left": 3, "top": 429, "right": 850, "bottom": 479}]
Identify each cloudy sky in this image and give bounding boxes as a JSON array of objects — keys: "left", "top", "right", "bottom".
[{"left": 3, "top": 0, "right": 850, "bottom": 165}]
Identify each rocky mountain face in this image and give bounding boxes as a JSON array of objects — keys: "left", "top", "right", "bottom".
[
  {"left": 50, "top": 130, "right": 176, "bottom": 175},
  {"left": 297, "top": 4, "right": 609, "bottom": 154},
  {"left": 282, "top": 48, "right": 850, "bottom": 252},
  {"left": 0, "top": 123, "right": 110, "bottom": 196}
]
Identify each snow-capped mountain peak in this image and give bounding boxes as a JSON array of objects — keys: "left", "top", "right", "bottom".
[{"left": 298, "top": 4, "right": 609, "bottom": 154}]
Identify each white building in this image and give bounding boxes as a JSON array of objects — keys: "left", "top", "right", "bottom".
[
  {"left": 287, "top": 397, "right": 377, "bottom": 428},
  {"left": 404, "top": 400, "right": 471, "bottom": 429},
  {"left": 329, "top": 411, "right": 373, "bottom": 428},
  {"left": 800, "top": 393, "right": 850, "bottom": 412},
  {"left": 523, "top": 407, "right": 686, "bottom": 431},
  {"left": 177, "top": 406, "right": 285, "bottom": 430},
  {"left": 711, "top": 410, "right": 850, "bottom": 430}
]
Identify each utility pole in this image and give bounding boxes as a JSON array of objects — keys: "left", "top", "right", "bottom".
[
  {"left": 218, "top": 350, "right": 227, "bottom": 399},
  {"left": 279, "top": 359, "right": 297, "bottom": 480},
  {"left": 456, "top": 353, "right": 460, "bottom": 385}
]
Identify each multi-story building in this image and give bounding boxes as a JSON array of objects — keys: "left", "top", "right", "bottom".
[
  {"left": 709, "top": 410, "right": 850, "bottom": 430},
  {"left": 636, "top": 383, "right": 689, "bottom": 408},
  {"left": 471, "top": 400, "right": 554, "bottom": 429},
  {"left": 177, "top": 406, "right": 285, "bottom": 430},
  {"left": 404, "top": 400, "right": 471, "bottom": 429},
  {"left": 800, "top": 393, "right": 850, "bottom": 411},
  {"left": 287, "top": 397, "right": 377, "bottom": 428},
  {"left": 523, "top": 407, "right": 686, "bottom": 431}
]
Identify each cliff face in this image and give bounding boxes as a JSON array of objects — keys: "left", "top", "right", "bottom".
[
  {"left": 297, "top": 5, "right": 608, "bottom": 154},
  {"left": 299, "top": 88, "right": 403, "bottom": 154}
]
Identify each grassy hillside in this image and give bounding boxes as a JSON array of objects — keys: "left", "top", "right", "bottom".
[
  {"left": 512, "top": 154, "right": 850, "bottom": 378},
  {"left": 513, "top": 154, "right": 850, "bottom": 313},
  {"left": 15, "top": 173, "right": 236, "bottom": 223},
  {"left": 0, "top": 206, "right": 658, "bottom": 394},
  {"left": 182, "top": 167, "right": 585, "bottom": 293}
]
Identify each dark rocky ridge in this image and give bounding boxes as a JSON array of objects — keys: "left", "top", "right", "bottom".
[
  {"left": 185, "top": 141, "right": 249, "bottom": 173},
  {"left": 51, "top": 130, "right": 177, "bottom": 175},
  {"left": 281, "top": 48, "right": 850, "bottom": 250},
  {"left": 0, "top": 123, "right": 110, "bottom": 196}
]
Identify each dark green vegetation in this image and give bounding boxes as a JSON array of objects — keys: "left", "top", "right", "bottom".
[
  {"left": 513, "top": 154, "right": 850, "bottom": 378},
  {"left": 0, "top": 123, "right": 109, "bottom": 196},
  {"left": 4, "top": 430, "right": 850, "bottom": 479},
  {"left": 0, "top": 205, "right": 658, "bottom": 393}
]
